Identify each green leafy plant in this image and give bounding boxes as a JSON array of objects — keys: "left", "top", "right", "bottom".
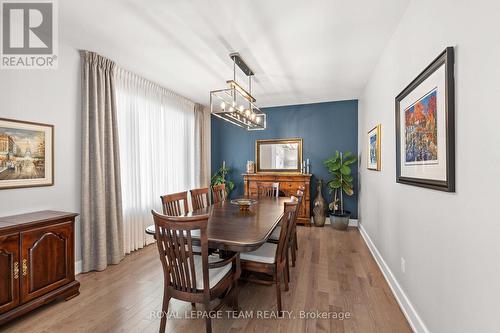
[
  {"left": 323, "top": 151, "right": 357, "bottom": 214},
  {"left": 210, "top": 164, "right": 235, "bottom": 196}
]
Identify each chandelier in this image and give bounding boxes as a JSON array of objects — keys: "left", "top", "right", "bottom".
[{"left": 210, "top": 53, "right": 266, "bottom": 130}]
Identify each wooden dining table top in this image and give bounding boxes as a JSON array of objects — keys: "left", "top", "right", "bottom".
[{"left": 145, "top": 196, "right": 290, "bottom": 252}]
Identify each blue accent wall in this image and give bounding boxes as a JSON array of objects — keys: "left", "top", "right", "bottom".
[{"left": 211, "top": 100, "right": 358, "bottom": 219}]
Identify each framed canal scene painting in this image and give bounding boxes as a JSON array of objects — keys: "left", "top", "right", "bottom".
[
  {"left": 367, "top": 124, "right": 381, "bottom": 171},
  {"left": 396, "top": 47, "right": 455, "bottom": 192},
  {"left": 0, "top": 118, "right": 54, "bottom": 189}
]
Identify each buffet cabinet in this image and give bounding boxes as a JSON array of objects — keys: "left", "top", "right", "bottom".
[
  {"left": 243, "top": 173, "right": 312, "bottom": 225},
  {"left": 0, "top": 211, "right": 80, "bottom": 326}
]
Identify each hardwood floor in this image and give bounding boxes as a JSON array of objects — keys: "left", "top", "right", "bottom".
[{"left": 0, "top": 227, "right": 411, "bottom": 333}]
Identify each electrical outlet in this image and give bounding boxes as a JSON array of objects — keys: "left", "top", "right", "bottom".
[{"left": 401, "top": 257, "right": 406, "bottom": 274}]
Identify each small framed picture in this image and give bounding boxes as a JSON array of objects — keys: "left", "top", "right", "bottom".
[
  {"left": 367, "top": 124, "right": 381, "bottom": 171},
  {"left": 395, "top": 47, "right": 455, "bottom": 192},
  {"left": 0, "top": 118, "right": 54, "bottom": 189}
]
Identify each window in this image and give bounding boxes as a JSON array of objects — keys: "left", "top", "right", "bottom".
[{"left": 116, "top": 69, "right": 196, "bottom": 253}]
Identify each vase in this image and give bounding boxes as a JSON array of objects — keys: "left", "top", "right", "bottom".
[
  {"left": 246, "top": 161, "right": 255, "bottom": 173},
  {"left": 312, "top": 179, "right": 327, "bottom": 227}
]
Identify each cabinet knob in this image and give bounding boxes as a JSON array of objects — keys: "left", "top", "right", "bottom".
[
  {"left": 22, "top": 259, "right": 28, "bottom": 277},
  {"left": 14, "top": 261, "right": 19, "bottom": 280}
]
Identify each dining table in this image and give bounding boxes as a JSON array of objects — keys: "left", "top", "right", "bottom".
[{"left": 145, "top": 196, "right": 290, "bottom": 252}]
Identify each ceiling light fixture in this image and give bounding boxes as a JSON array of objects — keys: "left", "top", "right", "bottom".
[{"left": 210, "top": 53, "right": 266, "bottom": 130}]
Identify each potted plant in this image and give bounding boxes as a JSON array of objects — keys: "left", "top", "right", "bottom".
[
  {"left": 210, "top": 163, "right": 235, "bottom": 197},
  {"left": 323, "top": 151, "right": 357, "bottom": 230}
]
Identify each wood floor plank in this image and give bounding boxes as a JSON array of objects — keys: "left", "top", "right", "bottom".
[{"left": 0, "top": 227, "right": 411, "bottom": 333}]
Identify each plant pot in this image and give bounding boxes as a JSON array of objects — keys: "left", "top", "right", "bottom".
[{"left": 329, "top": 211, "right": 351, "bottom": 230}]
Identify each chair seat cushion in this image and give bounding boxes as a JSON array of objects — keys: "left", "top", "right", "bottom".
[
  {"left": 193, "top": 255, "right": 232, "bottom": 289},
  {"left": 240, "top": 243, "right": 277, "bottom": 264},
  {"left": 269, "top": 226, "right": 281, "bottom": 241}
]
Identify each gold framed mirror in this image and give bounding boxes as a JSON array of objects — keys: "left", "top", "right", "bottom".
[{"left": 256, "top": 138, "right": 303, "bottom": 173}]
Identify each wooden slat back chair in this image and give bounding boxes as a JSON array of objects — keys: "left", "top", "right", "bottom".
[
  {"left": 160, "top": 191, "right": 189, "bottom": 216},
  {"left": 240, "top": 200, "right": 299, "bottom": 314},
  {"left": 268, "top": 189, "right": 303, "bottom": 267},
  {"left": 190, "top": 188, "right": 210, "bottom": 210},
  {"left": 211, "top": 183, "right": 227, "bottom": 204},
  {"left": 257, "top": 182, "right": 280, "bottom": 198},
  {"left": 151, "top": 210, "right": 240, "bottom": 333},
  {"left": 289, "top": 189, "right": 303, "bottom": 267}
]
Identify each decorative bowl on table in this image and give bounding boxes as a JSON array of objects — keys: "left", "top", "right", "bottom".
[{"left": 230, "top": 198, "right": 257, "bottom": 211}]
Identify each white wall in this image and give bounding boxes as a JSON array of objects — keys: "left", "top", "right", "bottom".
[
  {"left": 358, "top": 1, "right": 500, "bottom": 332},
  {"left": 0, "top": 44, "right": 82, "bottom": 262}
]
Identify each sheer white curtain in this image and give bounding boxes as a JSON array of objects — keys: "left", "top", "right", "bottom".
[{"left": 116, "top": 68, "right": 197, "bottom": 253}]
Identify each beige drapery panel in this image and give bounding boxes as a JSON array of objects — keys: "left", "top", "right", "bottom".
[
  {"left": 194, "top": 103, "right": 211, "bottom": 188},
  {"left": 80, "top": 51, "right": 124, "bottom": 272}
]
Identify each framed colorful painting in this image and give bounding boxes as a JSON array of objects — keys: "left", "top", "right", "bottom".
[
  {"left": 367, "top": 124, "right": 381, "bottom": 171},
  {"left": 0, "top": 118, "right": 54, "bottom": 189},
  {"left": 395, "top": 47, "right": 455, "bottom": 192}
]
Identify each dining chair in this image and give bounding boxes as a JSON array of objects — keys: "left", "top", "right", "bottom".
[
  {"left": 190, "top": 187, "right": 210, "bottom": 210},
  {"left": 294, "top": 185, "right": 305, "bottom": 254},
  {"left": 257, "top": 182, "right": 280, "bottom": 198},
  {"left": 152, "top": 210, "right": 240, "bottom": 333},
  {"left": 268, "top": 189, "right": 303, "bottom": 267},
  {"left": 240, "top": 200, "right": 299, "bottom": 314},
  {"left": 290, "top": 189, "right": 303, "bottom": 266},
  {"left": 212, "top": 183, "right": 227, "bottom": 203},
  {"left": 160, "top": 191, "right": 205, "bottom": 254},
  {"left": 160, "top": 191, "right": 190, "bottom": 216}
]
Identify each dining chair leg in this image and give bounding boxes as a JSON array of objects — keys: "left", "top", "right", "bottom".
[
  {"left": 284, "top": 258, "right": 290, "bottom": 291},
  {"left": 291, "top": 233, "right": 297, "bottom": 267},
  {"left": 160, "top": 290, "right": 171, "bottom": 333},
  {"left": 204, "top": 299, "right": 212, "bottom": 333},
  {"left": 293, "top": 227, "right": 299, "bottom": 250},
  {"left": 275, "top": 271, "right": 282, "bottom": 315},
  {"left": 232, "top": 280, "right": 240, "bottom": 311},
  {"left": 205, "top": 317, "right": 212, "bottom": 333}
]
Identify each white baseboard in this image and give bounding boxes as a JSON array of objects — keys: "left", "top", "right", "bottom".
[
  {"left": 75, "top": 260, "right": 82, "bottom": 275},
  {"left": 358, "top": 223, "right": 429, "bottom": 333},
  {"left": 312, "top": 217, "right": 358, "bottom": 227}
]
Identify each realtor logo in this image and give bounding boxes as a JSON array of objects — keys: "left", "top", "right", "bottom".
[{"left": 1, "top": 0, "right": 58, "bottom": 69}]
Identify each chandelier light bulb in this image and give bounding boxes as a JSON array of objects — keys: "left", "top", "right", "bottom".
[
  {"left": 220, "top": 102, "right": 226, "bottom": 109},
  {"left": 256, "top": 117, "right": 261, "bottom": 124},
  {"left": 229, "top": 106, "right": 234, "bottom": 112},
  {"left": 250, "top": 113, "right": 256, "bottom": 120},
  {"left": 245, "top": 109, "right": 251, "bottom": 116}
]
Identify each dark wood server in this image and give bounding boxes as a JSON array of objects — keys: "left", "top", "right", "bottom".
[
  {"left": 243, "top": 173, "right": 312, "bottom": 225},
  {"left": 0, "top": 210, "right": 80, "bottom": 326}
]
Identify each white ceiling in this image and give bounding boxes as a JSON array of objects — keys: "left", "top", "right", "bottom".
[{"left": 60, "top": 0, "right": 409, "bottom": 107}]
